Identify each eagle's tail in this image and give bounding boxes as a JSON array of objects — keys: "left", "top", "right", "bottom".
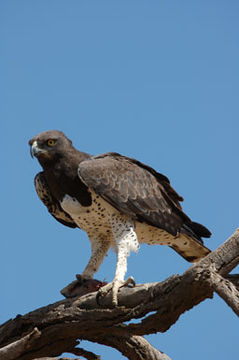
[
  {"left": 169, "top": 221, "right": 211, "bottom": 263},
  {"left": 181, "top": 221, "right": 211, "bottom": 243}
]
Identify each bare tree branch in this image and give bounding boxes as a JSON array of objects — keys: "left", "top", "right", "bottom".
[
  {"left": 226, "top": 274, "right": 239, "bottom": 289},
  {"left": 0, "top": 328, "right": 41, "bottom": 360},
  {"left": 91, "top": 332, "right": 172, "bottom": 360},
  {"left": 34, "top": 345, "right": 101, "bottom": 360},
  {"left": 34, "top": 358, "right": 81, "bottom": 360},
  {"left": 209, "top": 271, "right": 239, "bottom": 316},
  {"left": 1, "top": 229, "right": 239, "bottom": 360},
  {"left": 71, "top": 346, "right": 100, "bottom": 360}
]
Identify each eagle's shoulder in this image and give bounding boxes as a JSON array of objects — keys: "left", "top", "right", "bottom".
[{"left": 34, "top": 172, "right": 77, "bottom": 228}]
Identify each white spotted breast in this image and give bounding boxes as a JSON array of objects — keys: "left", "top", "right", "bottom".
[{"left": 60, "top": 190, "right": 118, "bottom": 234}]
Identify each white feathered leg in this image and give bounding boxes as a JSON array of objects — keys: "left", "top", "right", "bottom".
[
  {"left": 61, "top": 236, "right": 110, "bottom": 298},
  {"left": 82, "top": 236, "right": 111, "bottom": 279},
  {"left": 99, "top": 216, "right": 139, "bottom": 305}
]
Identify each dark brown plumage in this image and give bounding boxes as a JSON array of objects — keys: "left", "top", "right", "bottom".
[
  {"left": 78, "top": 153, "right": 211, "bottom": 241},
  {"left": 29, "top": 130, "right": 211, "bottom": 305}
]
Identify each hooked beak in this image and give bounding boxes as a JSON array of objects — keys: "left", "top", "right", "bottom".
[{"left": 30, "top": 140, "right": 41, "bottom": 158}]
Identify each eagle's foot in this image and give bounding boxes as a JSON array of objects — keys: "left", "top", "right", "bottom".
[
  {"left": 97, "top": 276, "right": 135, "bottom": 306},
  {"left": 61, "top": 274, "right": 106, "bottom": 298}
]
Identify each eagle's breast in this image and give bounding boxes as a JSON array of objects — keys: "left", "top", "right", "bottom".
[{"left": 60, "top": 190, "right": 118, "bottom": 237}]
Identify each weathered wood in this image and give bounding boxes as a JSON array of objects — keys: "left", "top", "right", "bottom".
[
  {"left": 1, "top": 229, "right": 239, "bottom": 360},
  {"left": 0, "top": 328, "right": 41, "bottom": 360},
  {"left": 210, "top": 271, "right": 239, "bottom": 316},
  {"left": 34, "top": 358, "right": 80, "bottom": 360},
  {"left": 34, "top": 345, "right": 99, "bottom": 360}
]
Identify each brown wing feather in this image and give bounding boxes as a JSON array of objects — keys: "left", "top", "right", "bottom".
[
  {"left": 78, "top": 153, "right": 192, "bottom": 237},
  {"left": 34, "top": 172, "right": 77, "bottom": 228}
]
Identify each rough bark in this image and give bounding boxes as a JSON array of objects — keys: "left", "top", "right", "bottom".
[{"left": 1, "top": 229, "right": 239, "bottom": 360}]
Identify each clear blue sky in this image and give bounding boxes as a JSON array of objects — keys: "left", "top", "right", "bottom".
[{"left": 1, "top": 1, "right": 239, "bottom": 359}]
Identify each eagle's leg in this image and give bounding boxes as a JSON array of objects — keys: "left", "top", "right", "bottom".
[
  {"left": 81, "top": 237, "right": 111, "bottom": 280},
  {"left": 61, "top": 236, "right": 110, "bottom": 298},
  {"left": 98, "top": 216, "right": 139, "bottom": 305},
  {"left": 61, "top": 238, "right": 110, "bottom": 298}
]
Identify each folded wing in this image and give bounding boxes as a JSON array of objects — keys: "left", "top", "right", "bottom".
[
  {"left": 78, "top": 152, "right": 197, "bottom": 237},
  {"left": 34, "top": 172, "right": 77, "bottom": 228}
]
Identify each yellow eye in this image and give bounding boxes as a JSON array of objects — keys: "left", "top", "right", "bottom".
[{"left": 47, "top": 139, "right": 56, "bottom": 147}]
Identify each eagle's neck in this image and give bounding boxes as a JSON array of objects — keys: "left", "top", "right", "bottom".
[{"left": 42, "top": 150, "right": 92, "bottom": 206}]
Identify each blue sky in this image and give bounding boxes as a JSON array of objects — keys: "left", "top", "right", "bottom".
[{"left": 1, "top": 1, "right": 239, "bottom": 359}]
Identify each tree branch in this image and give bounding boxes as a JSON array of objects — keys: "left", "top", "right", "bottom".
[
  {"left": 91, "top": 332, "right": 172, "bottom": 360},
  {"left": 1, "top": 229, "right": 239, "bottom": 359},
  {"left": 209, "top": 272, "right": 239, "bottom": 316},
  {"left": 0, "top": 328, "right": 41, "bottom": 360},
  {"left": 71, "top": 346, "right": 100, "bottom": 360},
  {"left": 225, "top": 274, "right": 239, "bottom": 289},
  {"left": 34, "top": 358, "right": 81, "bottom": 360}
]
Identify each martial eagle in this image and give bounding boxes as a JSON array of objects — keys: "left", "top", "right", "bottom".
[{"left": 29, "top": 130, "right": 211, "bottom": 305}]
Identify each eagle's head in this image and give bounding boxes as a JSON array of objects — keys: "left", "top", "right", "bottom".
[{"left": 29, "top": 130, "right": 73, "bottom": 167}]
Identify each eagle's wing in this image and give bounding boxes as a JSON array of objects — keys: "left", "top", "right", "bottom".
[
  {"left": 78, "top": 153, "right": 193, "bottom": 237},
  {"left": 34, "top": 172, "right": 77, "bottom": 228}
]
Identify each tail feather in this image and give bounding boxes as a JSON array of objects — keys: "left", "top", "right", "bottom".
[
  {"left": 170, "top": 237, "right": 211, "bottom": 263},
  {"left": 190, "top": 221, "right": 211, "bottom": 238},
  {"left": 173, "top": 220, "right": 211, "bottom": 263},
  {"left": 181, "top": 221, "right": 211, "bottom": 243}
]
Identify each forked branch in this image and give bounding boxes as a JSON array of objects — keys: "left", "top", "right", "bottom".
[{"left": 1, "top": 229, "right": 239, "bottom": 360}]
